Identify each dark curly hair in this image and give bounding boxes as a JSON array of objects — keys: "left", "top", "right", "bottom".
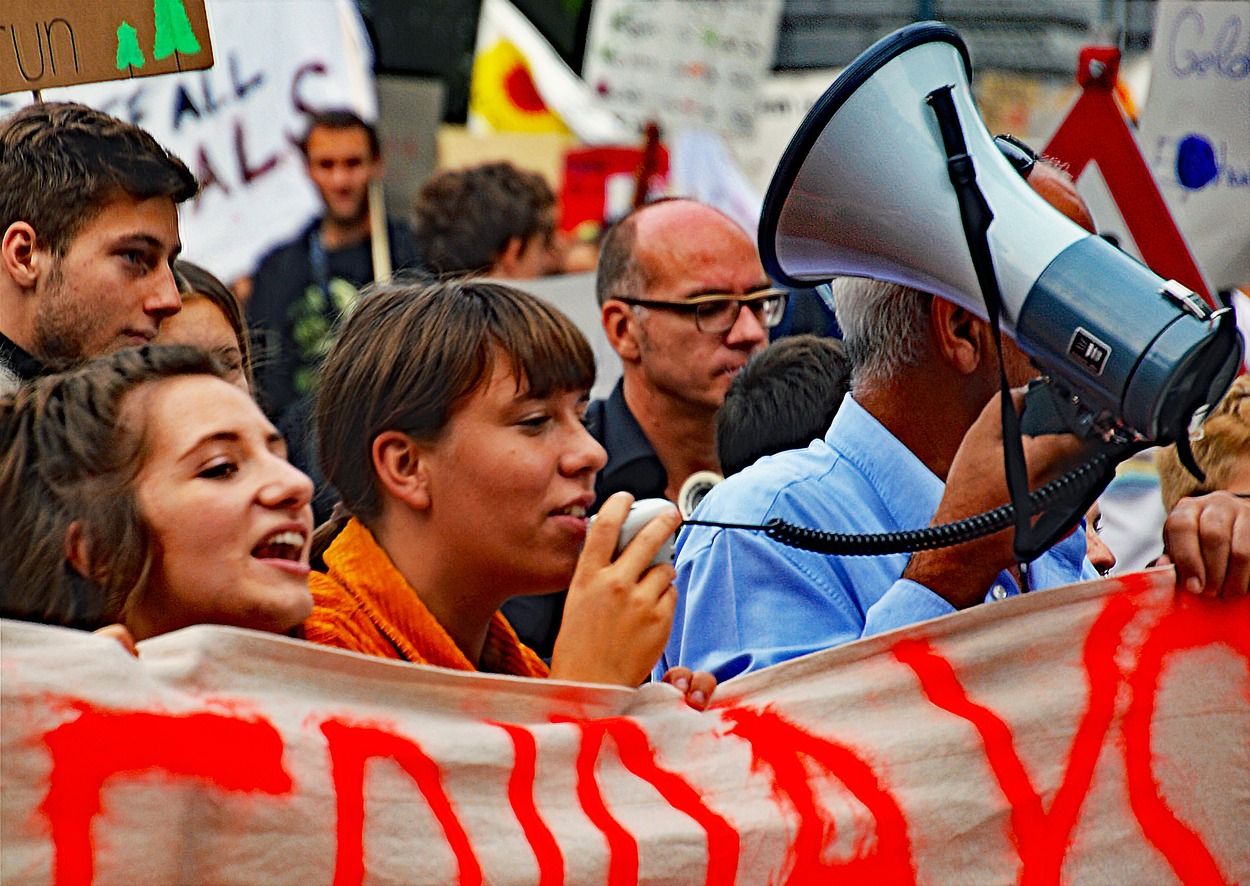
[{"left": 412, "top": 162, "right": 556, "bottom": 276}]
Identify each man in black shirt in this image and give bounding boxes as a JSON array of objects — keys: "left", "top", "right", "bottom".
[
  {"left": 246, "top": 110, "right": 421, "bottom": 423},
  {"left": 590, "top": 199, "right": 778, "bottom": 507}
]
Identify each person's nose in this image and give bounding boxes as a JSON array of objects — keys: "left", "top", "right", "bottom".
[
  {"left": 329, "top": 163, "right": 356, "bottom": 190},
  {"left": 258, "top": 454, "right": 316, "bottom": 513},
  {"left": 562, "top": 420, "right": 608, "bottom": 477},
  {"left": 146, "top": 263, "right": 182, "bottom": 323},
  {"left": 1085, "top": 526, "right": 1117, "bottom": 575},
  {"left": 724, "top": 301, "right": 768, "bottom": 348}
]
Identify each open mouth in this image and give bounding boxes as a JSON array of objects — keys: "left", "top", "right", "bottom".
[
  {"left": 550, "top": 504, "right": 588, "bottom": 519},
  {"left": 252, "top": 530, "right": 307, "bottom": 562}
]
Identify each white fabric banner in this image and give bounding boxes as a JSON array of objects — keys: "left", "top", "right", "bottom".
[
  {"left": 0, "top": 0, "right": 376, "bottom": 283},
  {"left": 1138, "top": 0, "right": 1250, "bottom": 291},
  {"left": 2, "top": 568, "right": 1247, "bottom": 884}
]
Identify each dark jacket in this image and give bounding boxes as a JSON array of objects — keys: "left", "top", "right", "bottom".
[{"left": 246, "top": 217, "right": 424, "bottom": 421}]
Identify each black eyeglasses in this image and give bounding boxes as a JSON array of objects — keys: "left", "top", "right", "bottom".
[{"left": 615, "top": 289, "right": 789, "bottom": 334}]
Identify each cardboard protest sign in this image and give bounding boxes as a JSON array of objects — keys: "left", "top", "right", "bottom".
[
  {"left": 0, "top": 0, "right": 213, "bottom": 95},
  {"left": 2, "top": 568, "right": 1246, "bottom": 884}
]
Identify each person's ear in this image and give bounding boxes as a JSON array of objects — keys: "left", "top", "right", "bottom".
[
  {"left": 371, "top": 430, "right": 432, "bottom": 511},
  {"left": 2, "top": 222, "right": 44, "bottom": 290},
  {"left": 491, "top": 236, "right": 528, "bottom": 278},
  {"left": 930, "top": 298, "right": 986, "bottom": 376},
  {"left": 64, "top": 520, "right": 97, "bottom": 580},
  {"left": 602, "top": 300, "right": 642, "bottom": 362}
]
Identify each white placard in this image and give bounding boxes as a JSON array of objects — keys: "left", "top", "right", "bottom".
[{"left": 1138, "top": 0, "right": 1250, "bottom": 290}]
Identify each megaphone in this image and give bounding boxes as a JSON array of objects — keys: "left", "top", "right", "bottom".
[{"left": 759, "top": 21, "right": 1241, "bottom": 449}]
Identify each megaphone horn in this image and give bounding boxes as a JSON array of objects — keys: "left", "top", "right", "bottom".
[{"left": 759, "top": 22, "right": 1241, "bottom": 447}]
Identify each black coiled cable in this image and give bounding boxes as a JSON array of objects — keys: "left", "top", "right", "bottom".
[{"left": 684, "top": 450, "right": 1115, "bottom": 557}]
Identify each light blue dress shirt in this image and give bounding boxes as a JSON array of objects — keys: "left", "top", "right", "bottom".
[{"left": 656, "top": 394, "right": 1097, "bottom": 682}]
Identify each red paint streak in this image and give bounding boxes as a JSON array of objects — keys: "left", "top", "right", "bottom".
[
  {"left": 722, "top": 706, "right": 914, "bottom": 885},
  {"left": 319, "top": 719, "right": 482, "bottom": 886},
  {"left": 554, "top": 715, "right": 740, "bottom": 886},
  {"left": 504, "top": 63, "right": 546, "bottom": 113},
  {"left": 1122, "top": 595, "right": 1249, "bottom": 884},
  {"left": 569, "top": 720, "right": 638, "bottom": 886},
  {"left": 892, "top": 592, "right": 1138, "bottom": 885},
  {"left": 40, "top": 704, "right": 290, "bottom": 886},
  {"left": 893, "top": 637, "right": 1042, "bottom": 864},
  {"left": 600, "top": 718, "right": 740, "bottom": 886},
  {"left": 491, "top": 722, "right": 564, "bottom": 886}
]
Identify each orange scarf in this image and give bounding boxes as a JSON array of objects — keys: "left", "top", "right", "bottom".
[{"left": 301, "top": 518, "right": 549, "bottom": 677}]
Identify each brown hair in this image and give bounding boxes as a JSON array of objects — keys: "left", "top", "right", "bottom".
[
  {"left": 0, "top": 102, "right": 197, "bottom": 256},
  {"left": 1155, "top": 375, "right": 1250, "bottom": 510},
  {"left": 0, "top": 345, "right": 228, "bottom": 629},
  {"left": 174, "top": 259, "right": 253, "bottom": 386},
  {"left": 298, "top": 108, "right": 380, "bottom": 159},
  {"left": 412, "top": 162, "right": 556, "bottom": 276},
  {"left": 313, "top": 279, "right": 595, "bottom": 550}
]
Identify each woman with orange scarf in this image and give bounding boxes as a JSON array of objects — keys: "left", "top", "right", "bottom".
[{"left": 301, "top": 279, "right": 708, "bottom": 701}]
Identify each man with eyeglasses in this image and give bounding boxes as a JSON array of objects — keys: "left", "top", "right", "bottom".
[{"left": 589, "top": 199, "right": 783, "bottom": 509}]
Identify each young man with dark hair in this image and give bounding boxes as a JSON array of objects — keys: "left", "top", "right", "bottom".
[
  {"left": 246, "top": 108, "right": 421, "bottom": 422},
  {"left": 0, "top": 102, "right": 197, "bottom": 393},
  {"left": 715, "top": 335, "right": 850, "bottom": 478},
  {"left": 412, "top": 161, "right": 564, "bottom": 279}
]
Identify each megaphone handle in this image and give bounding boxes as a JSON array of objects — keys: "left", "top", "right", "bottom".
[{"left": 1011, "top": 439, "right": 1142, "bottom": 562}]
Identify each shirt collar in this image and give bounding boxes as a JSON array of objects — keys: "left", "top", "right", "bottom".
[
  {"left": 600, "top": 379, "right": 662, "bottom": 476},
  {"left": 827, "top": 393, "right": 946, "bottom": 530},
  {"left": 0, "top": 331, "right": 47, "bottom": 383}
]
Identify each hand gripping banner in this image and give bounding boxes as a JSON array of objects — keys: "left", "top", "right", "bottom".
[{"left": 2, "top": 567, "right": 1247, "bottom": 884}]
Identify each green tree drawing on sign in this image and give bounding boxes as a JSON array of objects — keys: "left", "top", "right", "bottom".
[
  {"left": 116, "top": 22, "right": 146, "bottom": 70},
  {"left": 153, "top": 0, "right": 202, "bottom": 60}
]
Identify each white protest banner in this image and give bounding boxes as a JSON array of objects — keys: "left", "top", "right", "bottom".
[
  {"left": 0, "top": 0, "right": 375, "bottom": 283},
  {"left": 582, "top": 0, "right": 783, "bottom": 141},
  {"left": 1138, "top": 0, "right": 1250, "bottom": 291},
  {"left": 2, "top": 568, "right": 1246, "bottom": 884}
]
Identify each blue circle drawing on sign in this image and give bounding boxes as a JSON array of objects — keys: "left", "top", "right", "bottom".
[{"left": 1175, "top": 134, "right": 1218, "bottom": 190}]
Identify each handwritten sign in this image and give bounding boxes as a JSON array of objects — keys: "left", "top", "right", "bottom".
[
  {"left": 2, "top": 569, "right": 1246, "bottom": 883},
  {"left": 1138, "top": 0, "right": 1249, "bottom": 291},
  {"left": 582, "top": 0, "right": 784, "bottom": 139},
  {"left": 0, "top": 0, "right": 213, "bottom": 95}
]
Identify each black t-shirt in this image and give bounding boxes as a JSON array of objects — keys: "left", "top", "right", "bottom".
[{"left": 247, "top": 218, "right": 424, "bottom": 422}]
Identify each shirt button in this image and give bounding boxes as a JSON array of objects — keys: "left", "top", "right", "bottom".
[{"left": 990, "top": 584, "right": 1008, "bottom": 601}]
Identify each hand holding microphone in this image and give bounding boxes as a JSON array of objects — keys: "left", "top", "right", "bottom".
[{"left": 549, "top": 493, "right": 681, "bottom": 686}]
